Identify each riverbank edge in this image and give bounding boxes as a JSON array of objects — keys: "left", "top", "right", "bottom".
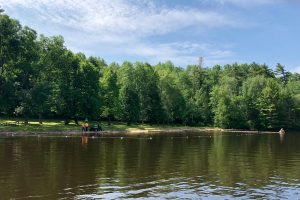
[{"left": 0, "top": 127, "right": 279, "bottom": 137}]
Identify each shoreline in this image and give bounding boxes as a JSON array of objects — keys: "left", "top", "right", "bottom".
[{"left": 0, "top": 127, "right": 279, "bottom": 137}]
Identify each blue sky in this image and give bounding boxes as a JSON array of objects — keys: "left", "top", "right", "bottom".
[{"left": 1, "top": 0, "right": 300, "bottom": 72}]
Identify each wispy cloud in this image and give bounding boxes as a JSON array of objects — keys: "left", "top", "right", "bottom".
[
  {"left": 0, "top": 0, "right": 239, "bottom": 66},
  {"left": 207, "top": 0, "right": 282, "bottom": 6},
  {"left": 2, "top": 0, "right": 237, "bottom": 37},
  {"left": 107, "top": 41, "right": 235, "bottom": 66}
]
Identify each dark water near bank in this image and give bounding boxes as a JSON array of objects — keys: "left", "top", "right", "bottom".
[{"left": 0, "top": 132, "right": 300, "bottom": 199}]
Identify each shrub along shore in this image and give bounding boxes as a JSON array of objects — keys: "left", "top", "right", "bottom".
[{"left": 0, "top": 118, "right": 280, "bottom": 136}]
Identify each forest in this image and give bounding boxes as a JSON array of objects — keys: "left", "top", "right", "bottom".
[{"left": 1, "top": 12, "right": 300, "bottom": 130}]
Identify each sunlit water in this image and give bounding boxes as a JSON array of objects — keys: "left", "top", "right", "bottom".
[{"left": 1, "top": 132, "right": 300, "bottom": 199}]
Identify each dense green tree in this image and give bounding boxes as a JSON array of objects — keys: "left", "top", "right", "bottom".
[
  {"left": 100, "top": 63, "right": 120, "bottom": 125},
  {"left": 119, "top": 86, "right": 139, "bottom": 125},
  {"left": 30, "top": 83, "right": 50, "bottom": 124},
  {"left": 1, "top": 12, "right": 300, "bottom": 130},
  {"left": 248, "top": 63, "right": 275, "bottom": 78},
  {"left": 0, "top": 13, "right": 21, "bottom": 115},
  {"left": 118, "top": 61, "right": 140, "bottom": 125},
  {"left": 155, "top": 61, "right": 186, "bottom": 124},
  {"left": 257, "top": 79, "right": 280, "bottom": 129},
  {"left": 275, "top": 63, "right": 288, "bottom": 85},
  {"left": 241, "top": 76, "right": 267, "bottom": 129},
  {"left": 76, "top": 54, "right": 101, "bottom": 120},
  {"left": 184, "top": 65, "right": 203, "bottom": 124},
  {"left": 211, "top": 77, "right": 245, "bottom": 128},
  {"left": 135, "top": 62, "right": 163, "bottom": 124},
  {"left": 279, "top": 77, "right": 300, "bottom": 128},
  {"left": 57, "top": 50, "right": 82, "bottom": 124},
  {"left": 36, "top": 37, "right": 83, "bottom": 124},
  {"left": 14, "top": 27, "right": 39, "bottom": 123}
]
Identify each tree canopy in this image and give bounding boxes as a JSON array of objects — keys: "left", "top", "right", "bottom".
[{"left": 1, "top": 13, "right": 300, "bottom": 130}]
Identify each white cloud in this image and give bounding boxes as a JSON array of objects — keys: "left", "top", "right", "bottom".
[
  {"left": 0, "top": 0, "right": 237, "bottom": 66},
  {"left": 1, "top": 0, "right": 238, "bottom": 37},
  {"left": 208, "top": 0, "right": 282, "bottom": 6},
  {"left": 109, "top": 41, "right": 235, "bottom": 66}
]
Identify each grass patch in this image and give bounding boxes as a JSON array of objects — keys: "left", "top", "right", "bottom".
[
  {"left": 0, "top": 118, "right": 79, "bottom": 132},
  {"left": 0, "top": 118, "right": 203, "bottom": 132}
]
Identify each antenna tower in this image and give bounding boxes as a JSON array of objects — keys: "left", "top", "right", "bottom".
[{"left": 198, "top": 57, "right": 203, "bottom": 69}]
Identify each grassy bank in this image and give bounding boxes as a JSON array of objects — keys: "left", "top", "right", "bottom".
[
  {"left": 1, "top": 118, "right": 282, "bottom": 136},
  {"left": 0, "top": 118, "right": 208, "bottom": 133}
]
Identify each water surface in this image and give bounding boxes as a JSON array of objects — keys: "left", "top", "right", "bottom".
[{"left": 0, "top": 132, "right": 300, "bottom": 199}]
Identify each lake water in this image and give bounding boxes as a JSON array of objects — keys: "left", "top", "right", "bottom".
[{"left": 0, "top": 132, "right": 300, "bottom": 199}]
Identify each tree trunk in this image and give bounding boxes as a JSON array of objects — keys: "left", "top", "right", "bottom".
[
  {"left": 24, "top": 116, "right": 29, "bottom": 125},
  {"left": 74, "top": 117, "right": 79, "bottom": 125},
  {"left": 38, "top": 113, "right": 43, "bottom": 124},
  {"left": 64, "top": 118, "right": 70, "bottom": 125},
  {"left": 108, "top": 116, "right": 111, "bottom": 126}
]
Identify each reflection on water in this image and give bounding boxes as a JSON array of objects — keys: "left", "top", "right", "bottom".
[
  {"left": 280, "top": 133, "right": 285, "bottom": 143},
  {"left": 0, "top": 132, "right": 300, "bottom": 199},
  {"left": 81, "top": 136, "right": 89, "bottom": 146}
]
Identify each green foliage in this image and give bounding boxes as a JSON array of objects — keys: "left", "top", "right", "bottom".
[
  {"left": 135, "top": 62, "right": 163, "bottom": 124},
  {"left": 211, "top": 77, "right": 245, "bottom": 128},
  {"left": 0, "top": 14, "right": 22, "bottom": 115},
  {"left": 275, "top": 63, "right": 288, "bottom": 84},
  {"left": 155, "top": 62, "right": 186, "bottom": 124},
  {"left": 1, "top": 13, "right": 300, "bottom": 130},
  {"left": 256, "top": 79, "right": 280, "bottom": 129},
  {"left": 100, "top": 63, "right": 120, "bottom": 124},
  {"left": 241, "top": 76, "right": 267, "bottom": 129},
  {"left": 76, "top": 54, "right": 101, "bottom": 119},
  {"left": 119, "top": 86, "right": 139, "bottom": 125},
  {"left": 118, "top": 62, "right": 140, "bottom": 125}
]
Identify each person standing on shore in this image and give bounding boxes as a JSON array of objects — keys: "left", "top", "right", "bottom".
[
  {"left": 84, "top": 121, "right": 89, "bottom": 131},
  {"left": 81, "top": 122, "right": 85, "bottom": 132}
]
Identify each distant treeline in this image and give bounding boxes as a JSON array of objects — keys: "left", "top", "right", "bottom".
[{"left": 1, "top": 12, "right": 300, "bottom": 130}]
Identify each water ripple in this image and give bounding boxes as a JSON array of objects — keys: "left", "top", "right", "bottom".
[{"left": 1, "top": 133, "right": 300, "bottom": 199}]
